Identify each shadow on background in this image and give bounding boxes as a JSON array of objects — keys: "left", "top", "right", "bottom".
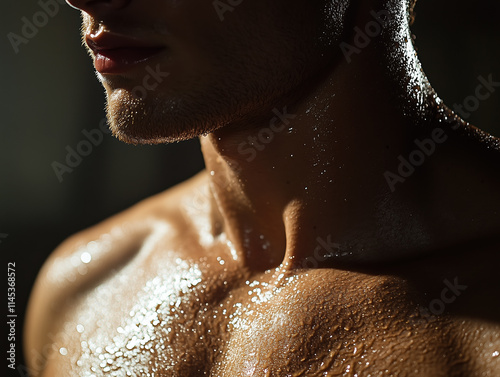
[{"left": 1, "top": 0, "right": 499, "bottom": 375}]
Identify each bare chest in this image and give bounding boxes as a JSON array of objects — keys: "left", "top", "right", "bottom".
[{"left": 44, "top": 263, "right": 493, "bottom": 377}]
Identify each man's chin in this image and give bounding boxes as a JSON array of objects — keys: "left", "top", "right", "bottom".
[
  {"left": 108, "top": 117, "right": 193, "bottom": 145},
  {"left": 109, "top": 126, "right": 181, "bottom": 146},
  {"left": 105, "top": 90, "right": 218, "bottom": 145}
]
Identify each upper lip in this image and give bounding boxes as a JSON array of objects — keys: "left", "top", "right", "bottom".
[{"left": 85, "top": 31, "right": 164, "bottom": 53}]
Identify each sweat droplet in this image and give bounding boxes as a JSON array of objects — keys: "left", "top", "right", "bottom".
[{"left": 81, "top": 252, "right": 92, "bottom": 264}]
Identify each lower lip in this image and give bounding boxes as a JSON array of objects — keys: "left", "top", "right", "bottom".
[{"left": 94, "top": 47, "right": 165, "bottom": 74}]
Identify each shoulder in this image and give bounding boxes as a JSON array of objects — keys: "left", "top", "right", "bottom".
[
  {"left": 280, "top": 264, "right": 500, "bottom": 375},
  {"left": 24, "top": 170, "right": 210, "bottom": 375}
]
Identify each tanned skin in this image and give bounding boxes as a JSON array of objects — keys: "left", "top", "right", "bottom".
[{"left": 25, "top": 0, "right": 500, "bottom": 376}]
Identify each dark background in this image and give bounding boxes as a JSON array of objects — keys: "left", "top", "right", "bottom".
[{"left": 1, "top": 1, "right": 500, "bottom": 375}]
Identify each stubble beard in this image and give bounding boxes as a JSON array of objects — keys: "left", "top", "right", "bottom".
[{"left": 104, "top": 86, "right": 236, "bottom": 145}]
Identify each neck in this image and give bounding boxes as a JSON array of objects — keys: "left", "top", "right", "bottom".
[{"left": 198, "top": 4, "right": 498, "bottom": 270}]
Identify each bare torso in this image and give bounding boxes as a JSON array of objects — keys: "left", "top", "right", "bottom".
[{"left": 26, "top": 173, "right": 500, "bottom": 377}]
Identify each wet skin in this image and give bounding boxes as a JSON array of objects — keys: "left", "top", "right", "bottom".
[
  {"left": 25, "top": 0, "right": 500, "bottom": 375},
  {"left": 25, "top": 172, "right": 500, "bottom": 376}
]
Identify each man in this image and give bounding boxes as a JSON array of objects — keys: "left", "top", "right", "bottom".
[{"left": 25, "top": 0, "right": 500, "bottom": 375}]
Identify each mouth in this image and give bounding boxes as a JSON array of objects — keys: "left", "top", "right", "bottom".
[{"left": 86, "top": 32, "right": 166, "bottom": 74}]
